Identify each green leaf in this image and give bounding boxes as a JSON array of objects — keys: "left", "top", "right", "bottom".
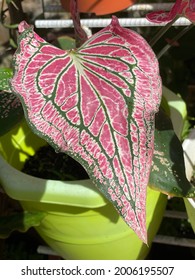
[
  {"left": 9, "top": 38, "right": 17, "bottom": 49},
  {"left": 160, "top": 94, "right": 170, "bottom": 117},
  {"left": 0, "top": 211, "right": 47, "bottom": 238},
  {"left": 6, "top": 0, "right": 15, "bottom": 5},
  {"left": 3, "top": 23, "right": 18, "bottom": 29},
  {"left": 149, "top": 108, "right": 195, "bottom": 197},
  {"left": 0, "top": 91, "right": 24, "bottom": 136},
  {"left": 55, "top": 36, "right": 76, "bottom": 50},
  {"left": 0, "top": 68, "right": 13, "bottom": 92},
  {"left": 0, "top": 67, "right": 23, "bottom": 136}
]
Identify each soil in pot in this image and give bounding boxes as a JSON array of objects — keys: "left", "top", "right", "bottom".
[{"left": 22, "top": 144, "right": 89, "bottom": 181}]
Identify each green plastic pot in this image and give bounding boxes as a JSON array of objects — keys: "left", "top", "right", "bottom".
[
  {"left": 0, "top": 120, "right": 167, "bottom": 259},
  {"left": 182, "top": 129, "right": 195, "bottom": 233}
]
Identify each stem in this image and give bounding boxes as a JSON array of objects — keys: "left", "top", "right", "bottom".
[
  {"left": 149, "top": 16, "right": 178, "bottom": 47},
  {"left": 7, "top": 0, "right": 28, "bottom": 43},
  {"left": 157, "top": 24, "right": 194, "bottom": 59},
  {"left": 70, "top": 0, "right": 88, "bottom": 48}
]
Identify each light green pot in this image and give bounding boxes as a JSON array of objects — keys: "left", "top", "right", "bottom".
[{"left": 0, "top": 120, "right": 167, "bottom": 259}]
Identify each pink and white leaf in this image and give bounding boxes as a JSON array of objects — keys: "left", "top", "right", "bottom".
[
  {"left": 147, "top": 0, "right": 195, "bottom": 23},
  {"left": 10, "top": 17, "right": 162, "bottom": 243},
  {"left": 190, "top": 0, "right": 195, "bottom": 10}
]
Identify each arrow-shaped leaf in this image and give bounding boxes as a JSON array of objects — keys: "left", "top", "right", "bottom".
[{"left": 10, "top": 18, "right": 162, "bottom": 243}]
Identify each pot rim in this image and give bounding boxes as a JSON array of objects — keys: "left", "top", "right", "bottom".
[{"left": 0, "top": 154, "right": 107, "bottom": 208}]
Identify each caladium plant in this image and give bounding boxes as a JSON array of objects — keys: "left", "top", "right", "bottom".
[
  {"left": 9, "top": 16, "right": 162, "bottom": 243},
  {"left": 2, "top": 0, "right": 194, "bottom": 244}
]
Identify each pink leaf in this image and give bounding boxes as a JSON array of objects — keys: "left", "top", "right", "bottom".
[
  {"left": 146, "top": 0, "right": 195, "bottom": 23},
  {"left": 190, "top": 0, "right": 195, "bottom": 10},
  {"left": 10, "top": 17, "right": 162, "bottom": 243}
]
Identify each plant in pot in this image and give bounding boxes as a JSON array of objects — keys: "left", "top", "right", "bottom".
[{"left": 0, "top": 0, "right": 194, "bottom": 259}]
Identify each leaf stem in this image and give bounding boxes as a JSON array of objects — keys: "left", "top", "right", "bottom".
[
  {"left": 157, "top": 24, "right": 194, "bottom": 59},
  {"left": 70, "top": 0, "right": 88, "bottom": 48},
  {"left": 149, "top": 16, "right": 178, "bottom": 47}
]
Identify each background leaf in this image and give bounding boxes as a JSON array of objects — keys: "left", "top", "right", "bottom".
[
  {"left": 150, "top": 108, "right": 195, "bottom": 197},
  {"left": 0, "top": 67, "right": 24, "bottom": 136},
  {"left": 0, "top": 68, "right": 13, "bottom": 92},
  {"left": 55, "top": 36, "right": 76, "bottom": 50},
  {"left": 0, "top": 91, "right": 23, "bottom": 136},
  {"left": 0, "top": 211, "right": 46, "bottom": 238}
]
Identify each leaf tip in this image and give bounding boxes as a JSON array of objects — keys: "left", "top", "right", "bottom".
[
  {"left": 110, "top": 15, "right": 121, "bottom": 30},
  {"left": 18, "top": 21, "right": 31, "bottom": 34},
  {"left": 138, "top": 225, "right": 148, "bottom": 244}
]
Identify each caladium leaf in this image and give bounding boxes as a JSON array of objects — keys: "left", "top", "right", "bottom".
[
  {"left": 10, "top": 17, "right": 162, "bottom": 243},
  {"left": 146, "top": 0, "right": 195, "bottom": 23},
  {"left": 150, "top": 108, "right": 195, "bottom": 197}
]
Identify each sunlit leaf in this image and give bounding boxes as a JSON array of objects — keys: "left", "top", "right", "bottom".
[
  {"left": 10, "top": 18, "right": 162, "bottom": 242},
  {"left": 0, "top": 68, "right": 13, "bottom": 92}
]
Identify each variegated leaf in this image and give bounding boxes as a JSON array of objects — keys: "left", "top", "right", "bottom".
[
  {"left": 146, "top": 0, "right": 195, "bottom": 23},
  {"left": 10, "top": 17, "right": 162, "bottom": 242},
  {"left": 150, "top": 108, "right": 195, "bottom": 197}
]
